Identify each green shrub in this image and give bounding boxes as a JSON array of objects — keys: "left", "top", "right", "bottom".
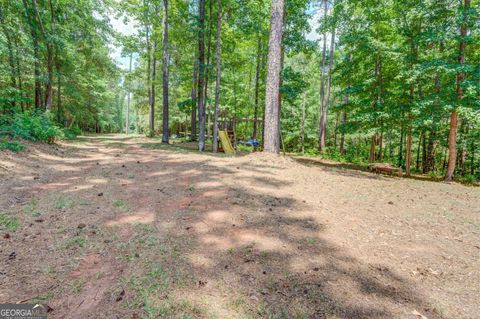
[
  {"left": 461, "top": 174, "right": 479, "bottom": 184},
  {"left": 63, "top": 126, "right": 82, "bottom": 139},
  {"left": 0, "top": 110, "right": 64, "bottom": 143},
  {"left": 0, "top": 140, "right": 25, "bottom": 152}
]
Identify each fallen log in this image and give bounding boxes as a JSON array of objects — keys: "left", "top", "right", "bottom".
[{"left": 368, "top": 163, "right": 403, "bottom": 177}]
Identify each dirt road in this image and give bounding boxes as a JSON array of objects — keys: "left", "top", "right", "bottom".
[{"left": 1, "top": 135, "right": 479, "bottom": 318}]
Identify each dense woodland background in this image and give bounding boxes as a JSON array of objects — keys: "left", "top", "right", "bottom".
[{"left": 0, "top": 0, "right": 479, "bottom": 181}]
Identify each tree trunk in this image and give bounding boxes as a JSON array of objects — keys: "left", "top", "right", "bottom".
[
  {"left": 204, "top": 0, "right": 213, "bottom": 140},
  {"left": 416, "top": 132, "right": 423, "bottom": 171},
  {"left": 446, "top": 0, "right": 469, "bottom": 181},
  {"left": 0, "top": 22, "right": 16, "bottom": 109},
  {"left": 398, "top": 126, "right": 404, "bottom": 167},
  {"left": 300, "top": 90, "right": 306, "bottom": 154},
  {"left": 319, "top": 1, "right": 335, "bottom": 151},
  {"left": 45, "top": 45, "right": 54, "bottom": 110},
  {"left": 57, "top": 74, "right": 62, "bottom": 124},
  {"left": 126, "top": 54, "right": 132, "bottom": 134},
  {"left": 470, "top": 143, "right": 475, "bottom": 175},
  {"left": 31, "top": 0, "right": 54, "bottom": 110},
  {"left": 13, "top": 36, "right": 24, "bottom": 111},
  {"left": 253, "top": 34, "right": 262, "bottom": 140},
  {"left": 143, "top": 1, "right": 154, "bottom": 136},
  {"left": 22, "top": 0, "right": 42, "bottom": 109},
  {"left": 151, "top": 41, "right": 157, "bottom": 136},
  {"left": 405, "top": 128, "right": 412, "bottom": 176},
  {"left": 233, "top": 74, "right": 237, "bottom": 148},
  {"left": 197, "top": 0, "right": 206, "bottom": 151},
  {"left": 369, "top": 134, "right": 376, "bottom": 163},
  {"left": 161, "top": 0, "right": 169, "bottom": 144},
  {"left": 0, "top": 7, "right": 19, "bottom": 110},
  {"left": 263, "top": 0, "right": 284, "bottom": 153},
  {"left": 190, "top": 58, "right": 198, "bottom": 141},
  {"left": 378, "top": 129, "right": 383, "bottom": 161},
  {"left": 340, "top": 111, "right": 347, "bottom": 155},
  {"left": 333, "top": 113, "right": 339, "bottom": 148},
  {"left": 318, "top": 0, "right": 328, "bottom": 151},
  {"left": 212, "top": 0, "right": 221, "bottom": 153},
  {"left": 261, "top": 40, "right": 267, "bottom": 145}
]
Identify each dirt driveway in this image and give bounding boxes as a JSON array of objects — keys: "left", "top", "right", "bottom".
[{"left": 1, "top": 134, "right": 479, "bottom": 318}]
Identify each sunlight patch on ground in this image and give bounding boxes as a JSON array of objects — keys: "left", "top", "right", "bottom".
[
  {"left": 106, "top": 210, "right": 154, "bottom": 226},
  {"left": 187, "top": 253, "right": 215, "bottom": 268},
  {"left": 147, "top": 171, "right": 169, "bottom": 177},
  {"left": 88, "top": 178, "right": 108, "bottom": 184},
  {"left": 36, "top": 182, "right": 71, "bottom": 191},
  {"left": 205, "top": 210, "right": 230, "bottom": 222},
  {"left": 201, "top": 230, "right": 291, "bottom": 252},
  {"left": 63, "top": 184, "right": 95, "bottom": 192},
  {"left": 195, "top": 181, "right": 224, "bottom": 189}
]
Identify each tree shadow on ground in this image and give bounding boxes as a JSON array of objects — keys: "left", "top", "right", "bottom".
[
  {"left": 94, "top": 141, "right": 444, "bottom": 319},
  {"left": 0, "top": 136, "right": 446, "bottom": 319}
]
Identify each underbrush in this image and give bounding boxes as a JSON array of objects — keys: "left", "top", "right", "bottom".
[
  {"left": 0, "top": 111, "right": 81, "bottom": 151},
  {"left": 0, "top": 140, "right": 25, "bottom": 152}
]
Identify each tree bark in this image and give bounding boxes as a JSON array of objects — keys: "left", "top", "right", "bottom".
[
  {"left": 197, "top": 0, "right": 206, "bottom": 151},
  {"left": 378, "top": 129, "right": 383, "bottom": 161},
  {"left": 405, "top": 127, "right": 412, "bottom": 176},
  {"left": 319, "top": 0, "right": 335, "bottom": 151},
  {"left": 57, "top": 74, "right": 62, "bottom": 124},
  {"left": 416, "top": 132, "right": 423, "bottom": 172},
  {"left": 126, "top": 54, "right": 132, "bottom": 135},
  {"left": 300, "top": 90, "right": 306, "bottom": 154},
  {"left": 143, "top": 0, "right": 154, "bottom": 136},
  {"left": 446, "top": 0, "right": 469, "bottom": 181},
  {"left": 253, "top": 34, "right": 262, "bottom": 140},
  {"left": 32, "top": 0, "right": 53, "bottom": 110},
  {"left": 161, "top": 0, "right": 169, "bottom": 144},
  {"left": 22, "top": 0, "right": 42, "bottom": 109},
  {"left": 263, "top": 0, "right": 285, "bottom": 153},
  {"left": 398, "top": 126, "right": 404, "bottom": 167},
  {"left": 204, "top": 0, "right": 213, "bottom": 140},
  {"left": 318, "top": 0, "right": 328, "bottom": 151},
  {"left": 369, "top": 134, "right": 376, "bottom": 163},
  {"left": 212, "top": 0, "right": 221, "bottom": 153},
  {"left": 13, "top": 35, "right": 24, "bottom": 111},
  {"left": 0, "top": 16, "right": 17, "bottom": 109},
  {"left": 340, "top": 111, "right": 347, "bottom": 155},
  {"left": 190, "top": 58, "right": 198, "bottom": 141}
]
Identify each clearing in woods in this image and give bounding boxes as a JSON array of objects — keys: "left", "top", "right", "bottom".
[{"left": 0, "top": 134, "right": 479, "bottom": 319}]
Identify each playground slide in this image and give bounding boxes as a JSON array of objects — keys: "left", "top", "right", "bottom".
[{"left": 219, "top": 130, "right": 235, "bottom": 155}]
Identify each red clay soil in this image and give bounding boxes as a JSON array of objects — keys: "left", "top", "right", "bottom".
[{"left": 0, "top": 135, "right": 479, "bottom": 319}]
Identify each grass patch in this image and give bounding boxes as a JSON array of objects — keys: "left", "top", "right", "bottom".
[
  {"left": 95, "top": 271, "right": 105, "bottom": 280},
  {"left": 121, "top": 261, "right": 198, "bottom": 316},
  {"left": 144, "top": 298, "right": 204, "bottom": 318},
  {"left": 23, "top": 199, "right": 42, "bottom": 217},
  {"left": 0, "top": 213, "right": 20, "bottom": 231},
  {"left": 78, "top": 198, "right": 90, "bottom": 206},
  {"left": 54, "top": 195, "right": 75, "bottom": 209},
  {"left": 70, "top": 279, "right": 86, "bottom": 294},
  {"left": 61, "top": 236, "right": 87, "bottom": 249},
  {"left": 113, "top": 199, "right": 129, "bottom": 211},
  {"left": 32, "top": 291, "right": 54, "bottom": 303},
  {"left": 41, "top": 266, "right": 57, "bottom": 275},
  {"left": 0, "top": 140, "right": 25, "bottom": 152},
  {"left": 304, "top": 237, "right": 318, "bottom": 245}
]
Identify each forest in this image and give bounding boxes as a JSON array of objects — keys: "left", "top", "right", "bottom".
[{"left": 1, "top": 0, "right": 479, "bottom": 181}]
